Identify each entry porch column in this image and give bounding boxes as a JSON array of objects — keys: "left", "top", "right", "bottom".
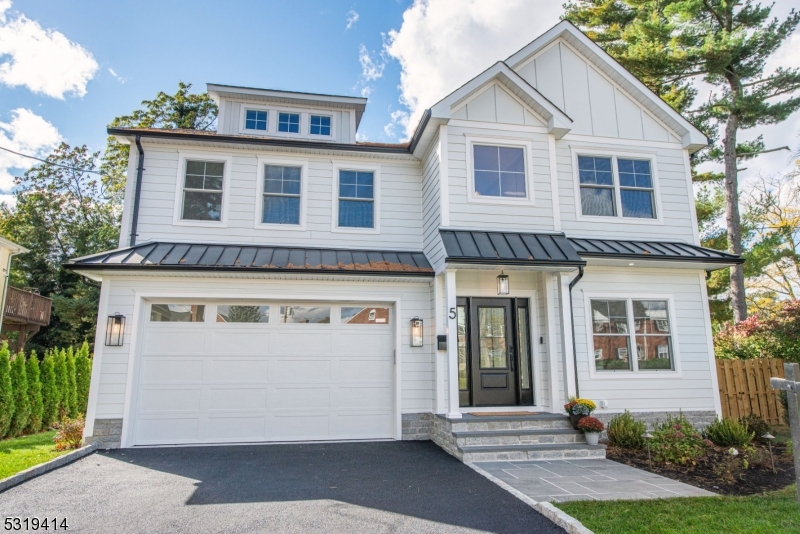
[{"left": 445, "top": 269, "right": 461, "bottom": 419}]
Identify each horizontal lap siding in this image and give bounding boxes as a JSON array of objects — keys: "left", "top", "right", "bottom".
[
  {"left": 134, "top": 145, "right": 424, "bottom": 250},
  {"left": 572, "top": 267, "right": 716, "bottom": 412},
  {"left": 421, "top": 138, "right": 445, "bottom": 270},
  {"left": 447, "top": 126, "right": 556, "bottom": 232},
  {"left": 556, "top": 140, "right": 696, "bottom": 242},
  {"left": 93, "top": 276, "right": 434, "bottom": 419}
]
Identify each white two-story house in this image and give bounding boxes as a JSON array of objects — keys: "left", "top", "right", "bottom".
[{"left": 69, "top": 21, "right": 740, "bottom": 457}]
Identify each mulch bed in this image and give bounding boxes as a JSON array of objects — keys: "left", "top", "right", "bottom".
[{"left": 606, "top": 442, "right": 796, "bottom": 496}]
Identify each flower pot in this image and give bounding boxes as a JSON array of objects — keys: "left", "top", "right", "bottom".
[
  {"left": 569, "top": 413, "right": 585, "bottom": 430},
  {"left": 584, "top": 432, "right": 600, "bottom": 446}
]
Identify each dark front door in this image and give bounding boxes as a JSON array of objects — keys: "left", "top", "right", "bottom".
[{"left": 470, "top": 298, "right": 517, "bottom": 406}]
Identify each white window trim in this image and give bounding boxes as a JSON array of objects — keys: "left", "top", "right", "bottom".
[
  {"left": 583, "top": 291, "right": 682, "bottom": 379},
  {"left": 309, "top": 113, "right": 334, "bottom": 138},
  {"left": 276, "top": 110, "right": 304, "bottom": 137},
  {"left": 239, "top": 104, "right": 270, "bottom": 134},
  {"left": 465, "top": 134, "right": 535, "bottom": 206},
  {"left": 570, "top": 146, "right": 663, "bottom": 225},
  {"left": 331, "top": 161, "right": 381, "bottom": 235},
  {"left": 254, "top": 156, "right": 309, "bottom": 231},
  {"left": 172, "top": 151, "right": 232, "bottom": 228}
]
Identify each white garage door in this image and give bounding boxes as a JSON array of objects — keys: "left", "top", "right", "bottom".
[{"left": 130, "top": 301, "right": 394, "bottom": 446}]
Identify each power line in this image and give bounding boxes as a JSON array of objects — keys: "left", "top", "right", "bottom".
[{"left": 0, "top": 145, "right": 105, "bottom": 176}]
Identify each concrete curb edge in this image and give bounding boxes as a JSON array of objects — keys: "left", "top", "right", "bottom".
[
  {"left": 467, "top": 463, "right": 594, "bottom": 534},
  {"left": 0, "top": 441, "right": 99, "bottom": 494}
]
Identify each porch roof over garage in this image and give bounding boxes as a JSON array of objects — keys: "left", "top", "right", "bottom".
[{"left": 65, "top": 242, "right": 434, "bottom": 277}]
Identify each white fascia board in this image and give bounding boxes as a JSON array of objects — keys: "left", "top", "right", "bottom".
[
  {"left": 505, "top": 21, "right": 708, "bottom": 152},
  {"left": 0, "top": 235, "right": 28, "bottom": 254},
  {"left": 429, "top": 62, "right": 572, "bottom": 139}
]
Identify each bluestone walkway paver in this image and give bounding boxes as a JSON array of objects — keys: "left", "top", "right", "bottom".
[{"left": 474, "top": 458, "right": 716, "bottom": 503}]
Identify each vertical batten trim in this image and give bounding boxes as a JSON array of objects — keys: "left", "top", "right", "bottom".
[
  {"left": 439, "top": 124, "right": 450, "bottom": 226},
  {"left": 445, "top": 269, "right": 460, "bottom": 418},
  {"left": 83, "top": 277, "right": 110, "bottom": 439},
  {"left": 699, "top": 271, "right": 723, "bottom": 417},
  {"left": 434, "top": 274, "right": 447, "bottom": 414},
  {"left": 543, "top": 272, "right": 561, "bottom": 412},
  {"left": 548, "top": 134, "right": 562, "bottom": 231},
  {"left": 683, "top": 149, "right": 702, "bottom": 246},
  {"left": 558, "top": 273, "right": 576, "bottom": 399}
]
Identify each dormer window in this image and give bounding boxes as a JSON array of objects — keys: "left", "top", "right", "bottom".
[
  {"left": 245, "top": 110, "right": 267, "bottom": 131},
  {"left": 278, "top": 113, "right": 300, "bottom": 133},
  {"left": 310, "top": 115, "right": 331, "bottom": 136}
]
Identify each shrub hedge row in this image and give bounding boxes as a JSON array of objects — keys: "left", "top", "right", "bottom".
[{"left": 0, "top": 342, "right": 91, "bottom": 440}]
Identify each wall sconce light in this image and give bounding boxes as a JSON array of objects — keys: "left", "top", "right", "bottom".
[
  {"left": 410, "top": 316, "right": 423, "bottom": 347},
  {"left": 497, "top": 271, "right": 509, "bottom": 295},
  {"left": 106, "top": 313, "right": 125, "bottom": 346}
]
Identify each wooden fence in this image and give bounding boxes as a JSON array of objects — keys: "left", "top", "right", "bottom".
[{"left": 716, "top": 358, "right": 786, "bottom": 425}]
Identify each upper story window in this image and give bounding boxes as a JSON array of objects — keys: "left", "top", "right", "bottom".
[
  {"left": 338, "top": 170, "right": 374, "bottom": 228},
  {"left": 591, "top": 298, "right": 674, "bottom": 372},
  {"left": 182, "top": 160, "right": 224, "bottom": 221},
  {"left": 262, "top": 165, "right": 301, "bottom": 225},
  {"left": 310, "top": 115, "right": 331, "bottom": 136},
  {"left": 245, "top": 110, "right": 267, "bottom": 131},
  {"left": 578, "top": 155, "right": 655, "bottom": 219},
  {"left": 473, "top": 145, "right": 526, "bottom": 198},
  {"left": 278, "top": 112, "right": 300, "bottom": 133}
]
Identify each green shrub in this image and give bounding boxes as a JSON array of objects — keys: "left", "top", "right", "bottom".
[
  {"left": 74, "top": 342, "right": 92, "bottom": 416},
  {"left": 0, "top": 343, "right": 13, "bottom": 437},
  {"left": 53, "top": 416, "right": 84, "bottom": 451},
  {"left": 740, "top": 414, "right": 771, "bottom": 444},
  {"left": 8, "top": 352, "right": 30, "bottom": 437},
  {"left": 40, "top": 352, "right": 58, "bottom": 427},
  {"left": 704, "top": 418, "right": 754, "bottom": 447},
  {"left": 25, "top": 351, "right": 43, "bottom": 434},
  {"left": 607, "top": 410, "right": 647, "bottom": 449},
  {"left": 54, "top": 350, "right": 69, "bottom": 419},
  {"left": 65, "top": 347, "right": 78, "bottom": 418},
  {"left": 651, "top": 413, "right": 706, "bottom": 465}
]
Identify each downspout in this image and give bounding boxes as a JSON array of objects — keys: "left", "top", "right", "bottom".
[
  {"left": 568, "top": 265, "right": 585, "bottom": 398},
  {"left": 129, "top": 135, "right": 145, "bottom": 247}
]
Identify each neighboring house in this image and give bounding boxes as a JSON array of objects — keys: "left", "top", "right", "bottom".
[
  {"left": 0, "top": 235, "right": 51, "bottom": 352},
  {"left": 68, "top": 21, "right": 740, "bottom": 452}
]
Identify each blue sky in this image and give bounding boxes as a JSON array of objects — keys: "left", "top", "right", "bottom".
[{"left": 1, "top": 0, "right": 799, "bottom": 205}]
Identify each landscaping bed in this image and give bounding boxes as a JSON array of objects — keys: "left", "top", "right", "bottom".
[{"left": 607, "top": 442, "right": 795, "bottom": 495}]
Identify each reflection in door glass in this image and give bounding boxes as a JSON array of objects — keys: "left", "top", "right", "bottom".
[
  {"left": 457, "top": 306, "right": 468, "bottom": 390},
  {"left": 478, "top": 307, "right": 507, "bottom": 368},
  {"left": 517, "top": 307, "right": 530, "bottom": 389}
]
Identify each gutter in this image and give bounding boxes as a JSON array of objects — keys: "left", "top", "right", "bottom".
[
  {"left": 129, "top": 135, "right": 144, "bottom": 247},
  {"left": 568, "top": 265, "right": 584, "bottom": 398},
  {"left": 63, "top": 264, "right": 435, "bottom": 278}
]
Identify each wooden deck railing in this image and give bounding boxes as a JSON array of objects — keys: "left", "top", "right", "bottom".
[
  {"left": 716, "top": 358, "right": 786, "bottom": 425},
  {"left": 3, "top": 286, "right": 52, "bottom": 326}
]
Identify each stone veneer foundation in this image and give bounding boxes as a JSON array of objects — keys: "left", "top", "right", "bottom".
[{"left": 85, "top": 418, "right": 123, "bottom": 448}]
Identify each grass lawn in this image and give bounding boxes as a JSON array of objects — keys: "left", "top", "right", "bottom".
[
  {"left": 555, "top": 485, "right": 800, "bottom": 534},
  {"left": 0, "top": 431, "right": 69, "bottom": 480}
]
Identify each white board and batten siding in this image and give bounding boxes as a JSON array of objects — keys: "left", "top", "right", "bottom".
[
  {"left": 572, "top": 267, "right": 717, "bottom": 413},
  {"left": 93, "top": 275, "right": 434, "bottom": 446},
  {"left": 128, "top": 144, "right": 423, "bottom": 252}
]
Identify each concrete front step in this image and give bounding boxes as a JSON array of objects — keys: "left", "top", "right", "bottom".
[
  {"left": 458, "top": 443, "right": 607, "bottom": 462},
  {"left": 452, "top": 428, "right": 587, "bottom": 446},
  {"left": 447, "top": 414, "right": 574, "bottom": 432}
]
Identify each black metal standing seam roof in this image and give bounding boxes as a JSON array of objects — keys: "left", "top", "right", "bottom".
[
  {"left": 66, "top": 242, "right": 434, "bottom": 276},
  {"left": 440, "top": 230, "right": 585, "bottom": 266},
  {"left": 567, "top": 237, "right": 744, "bottom": 264}
]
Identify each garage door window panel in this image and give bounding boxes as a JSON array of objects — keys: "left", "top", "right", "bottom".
[
  {"left": 341, "top": 307, "right": 390, "bottom": 324},
  {"left": 216, "top": 305, "right": 269, "bottom": 323},
  {"left": 150, "top": 304, "right": 206, "bottom": 322},
  {"left": 280, "top": 306, "right": 331, "bottom": 324}
]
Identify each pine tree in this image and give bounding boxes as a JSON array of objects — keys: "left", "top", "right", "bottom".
[
  {"left": 40, "top": 351, "right": 58, "bottom": 427},
  {"left": 564, "top": 1, "right": 800, "bottom": 322},
  {"left": 74, "top": 342, "right": 92, "bottom": 416},
  {"left": 54, "top": 349, "right": 69, "bottom": 420},
  {"left": 26, "top": 351, "right": 43, "bottom": 434},
  {"left": 0, "top": 343, "right": 13, "bottom": 438},
  {"left": 65, "top": 347, "right": 78, "bottom": 419},
  {"left": 9, "top": 352, "right": 30, "bottom": 437}
]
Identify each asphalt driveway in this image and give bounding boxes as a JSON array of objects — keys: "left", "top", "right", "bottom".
[{"left": 0, "top": 441, "right": 564, "bottom": 533}]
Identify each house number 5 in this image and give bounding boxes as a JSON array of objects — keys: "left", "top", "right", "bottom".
[{"left": 449, "top": 308, "right": 457, "bottom": 319}]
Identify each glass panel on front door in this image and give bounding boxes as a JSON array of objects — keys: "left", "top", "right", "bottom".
[{"left": 478, "top": 307, "right": 508, "bottom": 369}]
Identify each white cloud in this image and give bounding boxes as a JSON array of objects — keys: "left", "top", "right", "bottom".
[
  {"left": 383, "top": 0, "right": 563, "bottom": 139},
  {"left": 0, "top": 193, "right": 15, "bottom": 209},
  {"left": 0, "top": 108, "right": 62, "bottom": 191},
  {"left": 108, "top": 67, "right": 126, "bottom": 84},
  {"left": 384, "top": 109, "right": 409, "bottom": 138},
  {"left": 346, "top": 9, "right": 359, "bottom": 30},
  {"left": 0, "top": 1, "right": 98, "bottom": 98},
  {"left": 359, "top": 43, "right": 385, "bottom": 81}
]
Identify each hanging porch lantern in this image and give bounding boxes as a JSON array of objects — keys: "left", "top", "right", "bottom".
[
  {"left": 497, "top": 271, "right": 510, "bottom": 295},
  {"left": 410, "top": 316, "right": 423, "bottom": 347},
  {"left": 105, "top": 313, "right": 125, "bottom": 346}
]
